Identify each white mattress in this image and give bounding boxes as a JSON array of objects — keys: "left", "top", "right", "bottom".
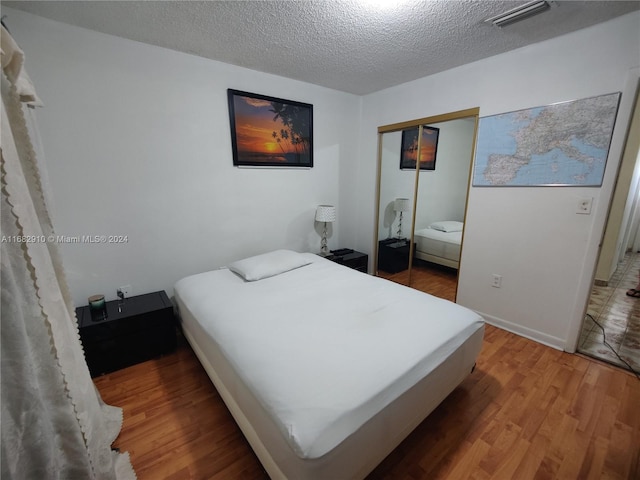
[
  {"left": 414, "top": 227, "right": 462, "bottom": 262},
  {"left": 174, "top": 253, "right": 484, "bottom": 478}
]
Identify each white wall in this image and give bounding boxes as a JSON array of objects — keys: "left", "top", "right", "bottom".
[
  {"left": 5, "top": 8, "right": 362, "bottom": 306},
  {"left": 414, "top": 118, "right": 475, "bottom": 231},
  {"left": 594, "top": 77, "right": 640, "bottom": 283},
  {"left": 615, "top": 90, "right": 640, "bottom": 262},
  {"left": 357, "top": 11, "right": 640, "bottom": 350},
  {"left": 7, "top": 7, "right": 640, "bottom": 352},
  {"left": 378, "top": 131, "right": 414, "bottom": 240}
]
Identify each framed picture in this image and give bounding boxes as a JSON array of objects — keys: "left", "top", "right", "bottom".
[
  {"left": 472, "top": 92, "right": 620, "bottom": 186},
  {"left": 400, "top": 126, "right": 439, "bottom": 171},
  {"left": 227, "top": 89, "right": 313, "bottom": 167}
]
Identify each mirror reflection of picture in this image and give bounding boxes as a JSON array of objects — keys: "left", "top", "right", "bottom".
[{"left": 400, "top": 126, "right": 439, "bottom": 170}]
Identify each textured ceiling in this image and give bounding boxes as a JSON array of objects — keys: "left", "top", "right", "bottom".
[{"left": 4, "top": 1, "right": 639, "bottom": 95}]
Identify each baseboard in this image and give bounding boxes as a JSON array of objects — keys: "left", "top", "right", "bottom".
[{"left": 476, "top": 311, "right": 565, "bottom": 351}]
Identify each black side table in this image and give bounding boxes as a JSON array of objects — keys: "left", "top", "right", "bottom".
[
  {"left": 76, "top": 290, "right": 176, "bottom": 376},
  {"left": 326, "top": 249, "right": 368, "bottom": 272},
  {"left": 378, "top": 238, "right": 412, "bottom": 273}
]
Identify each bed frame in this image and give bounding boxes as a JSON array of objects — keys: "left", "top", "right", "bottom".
[
  {"left": 414, "top": 250, "right": 460, "bottom": 270},
  {"left": 177, "top": 295, "right": 483, "bottom": 479},
  {"left": 413, "top": 226, "right": 462, "bottom": 270}
]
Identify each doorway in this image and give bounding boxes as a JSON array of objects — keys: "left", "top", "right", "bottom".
[
  {"left": 579, "top": 251, "right": 640, "bottom": 373},
  {"left": 577, "top": 80, "right": 640, "bottom": 374}
]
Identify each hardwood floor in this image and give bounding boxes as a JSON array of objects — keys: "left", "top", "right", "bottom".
[
  {"left": 96, "top": 336, "right": 268, "bottom": 479},
  {"left": 377, "top": 260, "right": 458, "bottom": 302},
  {"left": 95, "top": 322, "right": 640, "bottom": 479}
]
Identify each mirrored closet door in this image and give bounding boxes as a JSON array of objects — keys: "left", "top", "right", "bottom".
[
  {"left": 374, "top": 108, "right": 479, "bottom": 299},
  {"left": 376, "top": 129, "right": 416, "bottom": 286}
]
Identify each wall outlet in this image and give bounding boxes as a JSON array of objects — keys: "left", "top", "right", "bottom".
[
  {"left": 492, "top": 274, "right": 502, "bottom": 288},
  {"left": 117, "top": 285, "right": 132, "bottom": 298},
  {"left": 577, "top": 197, "right": 593, "bottom": 215}
]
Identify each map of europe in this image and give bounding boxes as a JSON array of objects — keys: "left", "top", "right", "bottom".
[{"left": 473, "top": 92, "right": 620, "bottom": 186}]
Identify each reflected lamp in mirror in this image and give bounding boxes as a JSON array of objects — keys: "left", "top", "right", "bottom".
[
  {"left": 394, "top": 198, "right": 410, "bottom": 239},
  {"left": 315, "top": 205, "right": 336, "bottom": 256}
]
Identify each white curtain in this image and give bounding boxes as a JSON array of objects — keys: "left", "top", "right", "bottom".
[{"left": 1, "top": 26, "right": 136, "bottom": 480}]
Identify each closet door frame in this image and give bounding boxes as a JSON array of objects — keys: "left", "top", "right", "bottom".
[{"left": 374, "top": 107, "right": 480, "bottom": 292}]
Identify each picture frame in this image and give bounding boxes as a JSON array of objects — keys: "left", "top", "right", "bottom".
[
  {"left": 472, "top": 92, "right": 620, "bottom": 187},
  {"left": 400, "top": 126, "right": 439, "bottom": 171},
  {"left": 227, "top": 89, "right": 313, "bottom": 168}
]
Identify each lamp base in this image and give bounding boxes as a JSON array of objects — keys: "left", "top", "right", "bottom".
[{"left": 320, "top": 223, "right": 330, "bottom": 257}]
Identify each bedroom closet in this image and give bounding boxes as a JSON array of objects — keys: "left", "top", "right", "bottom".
[{"left": 374, "top": 108, "right": 479, "bottom": 301}]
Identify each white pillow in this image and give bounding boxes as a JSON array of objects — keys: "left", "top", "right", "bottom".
[
  {"left": 429, "top": 221, "right": 463, "bottom": 233},
  {"left": 227, "top": 249, "right": 312, "bottom": 281}
]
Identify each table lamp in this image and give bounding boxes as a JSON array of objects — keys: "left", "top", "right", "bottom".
[
  {"left": 315, "top": 205, "right": 336, "bottom": 256},
  {"left": 394, "top": 198, "right": 410, "bottom": 239}
]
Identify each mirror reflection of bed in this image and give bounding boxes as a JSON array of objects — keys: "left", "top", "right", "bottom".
[
  {"left": 375, "top": 110, "right": 478, "bottom": 301},
  {"left": 378, "top": 220, "right": 463, "bottom": 302}
]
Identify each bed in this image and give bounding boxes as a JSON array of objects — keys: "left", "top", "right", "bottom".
[
  {"left": 414, "top": 221, "right": 464, "bottom": 269},
  {"left": 174, "top": 250, "right": 484, "bottom": 479}
]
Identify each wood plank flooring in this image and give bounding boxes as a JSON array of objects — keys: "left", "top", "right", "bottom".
[
  {"left": 94, "top": 269, "right": 640, "bottom": 479},
  {"left": 377, "top": 260, "right": 458, "bottom": 302}
]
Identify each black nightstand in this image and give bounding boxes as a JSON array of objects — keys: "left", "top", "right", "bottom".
[
  {"left": 378, "top": 238, "right": 413, "bottom": 274},
  {"left": 326, "top": 249, "right": 368, "bottom": 273},
  {"left": 76, "top": 290, "right": 177, "bottom": 377}
]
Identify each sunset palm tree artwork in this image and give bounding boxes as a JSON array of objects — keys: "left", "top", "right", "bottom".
[
  {"left": 400, "top": 126, "right": 439, "bottom": 171},
  {"left": 228, "top": 90, "right": 313, "bottom": 167}
]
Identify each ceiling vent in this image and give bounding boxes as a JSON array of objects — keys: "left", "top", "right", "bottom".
[{"left": 485, "top": 1, "right": 553, "bottom": 27}]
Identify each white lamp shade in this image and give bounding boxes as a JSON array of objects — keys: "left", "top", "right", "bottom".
[
  {"left": 315, "top": 205, "right": 336, "bottom": 222},
  {"left": 394, "top": 198, "right": 410, "bottom": 212}
]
